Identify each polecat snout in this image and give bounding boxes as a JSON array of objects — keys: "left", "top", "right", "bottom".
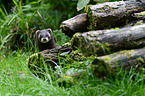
[{"left": 36, "top": 28, "right": 56, "bottom": 51}]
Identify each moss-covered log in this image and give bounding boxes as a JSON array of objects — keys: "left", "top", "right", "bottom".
[
  {"left": 133, "top": 11, "right": 145, "bottom": 20},
  {"left": 85, "top": 1, "right": 145, "bottom": 30},
  {"left": 60, "top": 13, "right": 89, "bottom": 37},
  {"left": 27, "top": 44, "right": 71, "bottom": 76},
  {"left": 71, "top": 24, "right": 145, "bottom": 56},
  {"left": 27, "top": 43, "right": 86, "bottom": 77},
  {"left": 92, "top": 48, "right": 145, "bottom": 77},
  {"left": 60, "top": 1, "right": 145, "bottom": 37}
]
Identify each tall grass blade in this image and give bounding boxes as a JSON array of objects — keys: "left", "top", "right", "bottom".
[
  {"left": 0, "top": 33, "right": 15, "bottom": 49},
  {"left": 8, "top": 13, "right": 19, "bottom": 25},
  {"left": 0, "top": 8, "right": 6, "bottom": 17},
  {"left": 19, "top": 1, "right": 25, "bottom": 31},
  {"left": 12, "top": 0, "right": 19, "bottom": 10}
]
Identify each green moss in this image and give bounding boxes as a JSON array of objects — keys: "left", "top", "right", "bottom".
[
  {"left": 57, "top": 75, "right": 74, "bottom": 87},
  {"left": 92, "top": 59, "right": 115, "bottom": 77},
  {"left": 104, "top": 56, "right": 111, "bottom": 61},
  {"left": 81, "top": 40, "right": 111, "bottom": 56},
  {"left": 64, "top": 50, "right": 86, "bottom": 64},
  {"left": 141, "top": 11, "right": 145, "bottom": 16},
  {"left": 122, "top": 50, "right": 133, "bottom": 54},
  {"left": 85, "top": 5, "right": 95, "bottom": 30},
  {"left": 71, "top": 32, "right": 112, "bottom": 56},
  {"left": 27, "top": 53, "right": 42, "bottom": 68},
  {"left": 57, "top": 75, "right": 74, "bottom": 83},
  {"left": 62, "top": 42, "right": 71, "bottom": 47},
  {"left": 71, "top": 33, "right": 86, "bottom": 50},
  {"left": 136, "top": 57, "right": 145, "bottom": 63},
  {"left": 27, "top": 52, "right": 49, "bottom": 77},
  {"left": 135, "top": 21, "right": 143, "bottom": 25}
]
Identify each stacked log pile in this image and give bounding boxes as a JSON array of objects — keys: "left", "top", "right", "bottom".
[
  {"left": 60, "top": 1, "right": 145, "bottom": 37},
  {"left": 27, "top": 0, "right": 145, "bottom": 78}
]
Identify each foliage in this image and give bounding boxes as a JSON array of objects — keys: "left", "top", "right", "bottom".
[
  {"left": 0, "top": 0, "right": 127, "bottom": 51},
  {"left": 1, "top": 0, "right": 145, "bottom": 95},
  {"left": 77, "top": 0, "right": 90, "bottom": 11},
  {"left": 0, "top": 0, "right": 74, "bottom": 51},
  {"left": 1, "top": 51, "right": 145, "bottom": 95}
]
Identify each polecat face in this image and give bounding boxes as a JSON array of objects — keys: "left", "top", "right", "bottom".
[{"left": 36, "top": 29, "right": 52, "bottom": 43}]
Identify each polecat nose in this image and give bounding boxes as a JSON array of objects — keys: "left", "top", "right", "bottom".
[
  {"left": 41, "top": 37, "right": 49, "bottom": 43},
  {"left": 43, "top": 38, "right": 46, "bottom": 41}
]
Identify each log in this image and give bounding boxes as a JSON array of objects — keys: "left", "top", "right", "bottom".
[
  {"left": 60, "top": 1, "right": 145, "bottom": 37},
  {"left": 60, "top": 13, "right": 89, "bottom": 37},
  {"left": 27, "top": 44, "right": 71, "bottom": 67},
  {"left": 27, "top": 44, "right": 71, "bottom": 76},
  {"left": 92, "top": 48, "right": 145, "bottom": 77},
  {"left": 137, "top": 0, "right": 145, "bottom": 4},
  {"left": 27, "top": 43, "right": 86, "bottom": 76},
  {"left": 85, "top": 1, "right": 145, "bottom": 30},
  {"left": 133, "top": 11, "right": 145, "bottom": 20},
  {"left": 71, "top": 24, "right": 145, "bottom": 56}
]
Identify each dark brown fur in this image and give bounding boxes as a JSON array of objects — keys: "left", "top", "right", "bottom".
[{"left": 36, "top": 28, "right": 56, "bottom": 51}]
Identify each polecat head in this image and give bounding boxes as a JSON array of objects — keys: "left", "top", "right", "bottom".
[{"left": 36, "top": 28, "right": 52, "bottom": 43}]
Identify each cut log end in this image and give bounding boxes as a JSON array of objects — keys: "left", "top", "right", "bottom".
[{"left": 60, "top": 13, "right": 89, "bottom": 37}]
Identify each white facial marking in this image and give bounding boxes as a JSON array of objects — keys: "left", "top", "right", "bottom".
[
  {"left": 47, "top": 32, "right": 51, "bottom": 40},
  {"left": 41, "top": 37, "right": 49, "bottom": 43}
]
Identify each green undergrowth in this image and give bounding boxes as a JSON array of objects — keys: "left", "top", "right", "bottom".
[
  {"left": 1, "top": 0, "right": 145, "bottom": 95},
  {"left": 1, "top": 50, "right": 145, "bottom": 95}
]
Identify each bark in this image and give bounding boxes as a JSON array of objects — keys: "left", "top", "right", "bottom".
[
  {"left": 60, "top": 13, "right": 89, "bottom": 37},
  {"left": 27, "top": 44, "right": 72, "bottom": 71},
  {"left": 92, "top": 48, "right": 145, "bottom": 77},
  {"left": 71, "top": 24, "right": 145, "bottom": 56},
  {"left": 27, "top": 43, "right": 86, "bottom": 76},
  {"left": 60, "top": 1, "right": 145, "bottom": 37},
  {"left": 133, "top": 11, "right": 145, "bottom": 20},
  {"left": 86, "top": 1, "right": 145, "bottom": 30}
]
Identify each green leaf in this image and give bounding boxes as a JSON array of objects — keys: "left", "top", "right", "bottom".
[
  {"left": 77, "top": 0, "right": 90, "bottom": 11},
  {"left": 12, "top": 0, "right": 19, "bottom": 9},
  {"left": 0, "top": 8, "right": 6, "bottom": 17},
  {"left": 29, "top": 1, "right": 39, "bottom": 5}
]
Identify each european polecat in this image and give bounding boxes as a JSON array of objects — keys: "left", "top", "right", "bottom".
[{"left": 36, "top": 28, "right": 56, "bottom": 51}]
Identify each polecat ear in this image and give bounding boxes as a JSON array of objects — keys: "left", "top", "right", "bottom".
[
  {"left": 36, "top": 30, "right": 40, "bottom": 36},
  {"left": 36, "top": 30, "right": 40, "bottom": 34},
  {"left": 47, "top": 28, "right": 52, "bottom": 33}
]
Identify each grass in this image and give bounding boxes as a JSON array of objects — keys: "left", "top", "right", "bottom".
[
  {"left": 1, "top": 0, "right": 145, "bottom": 95},
  {"left": 1, "top": 50, "right": 145, "bottom": 95}
]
